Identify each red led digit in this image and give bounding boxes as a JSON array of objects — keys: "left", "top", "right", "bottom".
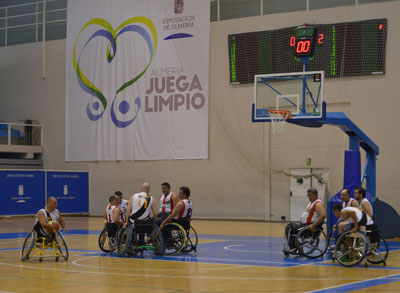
[
  {"left": 296, "top": 40, "right": 311, "bottom": 53},
  {"left": 290, "top": 36, "right": 296, "bottom": 46},
  {"left": 303, "top": 40, "right": 310, "bottom": 52},
  {"left": 296, "top": 41, "right": 303, "bottom": 53},
  {"left": 379, "top": 24, "right": 383, "bottom": 30},
  {"left": 318, "top": 33, "right": 324, "bottom": 44}
]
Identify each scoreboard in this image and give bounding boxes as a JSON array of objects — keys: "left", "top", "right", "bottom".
[{"left": 228, "top": 19, "right": 387, "bottom": 84}]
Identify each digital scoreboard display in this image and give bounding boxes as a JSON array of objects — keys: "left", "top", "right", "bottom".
[
  {"left": 228, "top": 19, "right": 387, "bottom": 84},
  {"left": 293, "top": 26, "right": 317, "bottom": 57}
]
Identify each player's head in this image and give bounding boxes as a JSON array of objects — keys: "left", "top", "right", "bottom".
[
  {"left": 46, "top": 197, "right": 58, "bottom": 211},
  {"left": 109, "top": 195, "right": 119, "bottom": 205},
  {"left": 179, "top": 186, "right": 190, "bottom": 199},
  {"left": 306, "top": 187, "right": 318, "bottom": 201},
  {"left": 332, "top": 203, "right": 343, "bottom": 218},
  {"left": 115, "top": 191, "right": 123, "bottom": 199},
  {"left": 340, "top": 189, "right": 350, "bottom": 203},
  {"left": 161, "top": 182, "right": 170, "bottom": 195},
  {"left": 354, "top": 186, "right": 366, "bottom": 200},
  {"left": 141, "top": 182, "right": 150, "bottom": 194}
]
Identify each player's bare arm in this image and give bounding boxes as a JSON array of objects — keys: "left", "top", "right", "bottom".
[{"left": 160, "top": 201, "right": 183, "bottom": 229}]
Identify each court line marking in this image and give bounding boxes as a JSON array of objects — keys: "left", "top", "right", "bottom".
[
  {"left": 224, "top": 244, "right": 284, "bottom": 254},
  {"left": 72, "top": 255, "right": 252, "bottom": 271},
  {"left": 0, "top": 241, "right": 22, "bottom": 245},
  {"left": 76, "top": 252, "right": 329, "bottom": 267},
  {"left": 0, "top": 261, "right": 393, "bottom": 281},
  {"left": 3, "top": 246, "right": 400, "bottom": 270},
  {"left": 306, "top": 272, "right": 400, "bottom": 293}
]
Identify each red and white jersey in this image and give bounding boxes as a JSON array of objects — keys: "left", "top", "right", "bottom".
[
  {"left": 159, "top": 192, "right": 176, "bottom": 214},
  {"left": 175, "top": 199, "right": 193, "bottom": 220},
  {"left": 130, "top": 192, "right": 154, "bottom": 220},
  {"left": 342, "top": 198, "right": 356, "bottom": 208},
  {"left": 300, "top": 199, "right": 322, "bottom": 224},
  {"left": 106, "top": 204, "right": 124, "bottom": 223}
]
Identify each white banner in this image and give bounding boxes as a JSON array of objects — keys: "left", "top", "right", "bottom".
[{"left": 66, "top": 0, "right": 209, "bottom": 161}]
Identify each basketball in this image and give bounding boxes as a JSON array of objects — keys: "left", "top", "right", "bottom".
[{"left": 48, "top": 221, "right": 60, "bottom": 233}]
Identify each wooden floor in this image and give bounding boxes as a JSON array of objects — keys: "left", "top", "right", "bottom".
[{"left": 1, "top": 216, "right": 400, "bottom": 292}]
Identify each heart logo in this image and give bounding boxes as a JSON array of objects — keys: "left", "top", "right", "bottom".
[{"left": 73, "top": 17, "right": 157, "bottom": 128}]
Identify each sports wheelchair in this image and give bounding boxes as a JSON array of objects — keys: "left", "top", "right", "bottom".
[
  {"left": 21, "top": 230, "right": 68, "bottom": 262},
  {"left": 118, "top": 219, "right": 165, "bottom": 257},
  {"left": 163, "top": 220, "right": 198, "bottom": 256},
  {"left": 332, "top": 225, "right": 388, "bottom": 267},
  {"left": 283, "top": 223, "right": 328, "bottom": 258},
  {"left": 98, "top": 225, "right": 125, "bottom": 253}
]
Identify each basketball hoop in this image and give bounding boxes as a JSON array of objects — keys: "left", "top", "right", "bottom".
[{"left": 269, "top": 109, "right": 291, "bottom": 133}]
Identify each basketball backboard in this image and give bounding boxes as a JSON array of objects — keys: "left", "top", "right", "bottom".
[{"left": 253, "top": 71, "right": 325, "bottom": 123}]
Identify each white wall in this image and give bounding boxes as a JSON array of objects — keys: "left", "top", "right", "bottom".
[{"left": 1, "top": 1, "right": 399, "bottom": 218}]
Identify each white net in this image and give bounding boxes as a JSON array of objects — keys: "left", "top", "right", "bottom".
[{"left": 269, "top": 110, "right": 291, "bottom": 133}]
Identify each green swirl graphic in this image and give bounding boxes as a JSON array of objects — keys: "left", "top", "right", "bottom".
[{"left": 72, "top": 17, "right": 157, "bottom": 124}]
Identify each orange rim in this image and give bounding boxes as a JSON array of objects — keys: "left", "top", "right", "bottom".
[{"left": 268, "top": 109, "right": 291, "bottom": 119}]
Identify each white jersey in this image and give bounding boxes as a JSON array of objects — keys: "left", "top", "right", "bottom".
[
  {"left": 130, "top": 192, "right": 154, "bottom": 220},
  {"left": 175, "top": 199, "right": 193, "bottom": 220},
  {"left": 119, "top": 199, "right": 129, "bottom": 221},
  {"left": 343, "top": 207, "right": 373, "bottom": 225},
  {"left": 360, "top": 198, "right": 373, "bottom": 217},
  {"left": 159, "top": 192, "right": 175, "bottom": 214},
  {"left": 106, "top": 204, "right": 123, "bottom": 224},
  {"left": 35, "top": 208, "right": 59, "bottom": 235}
]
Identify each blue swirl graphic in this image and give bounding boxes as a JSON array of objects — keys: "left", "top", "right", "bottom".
[{"left": 164, "top": 33, "right": 194, "bottom": 40}]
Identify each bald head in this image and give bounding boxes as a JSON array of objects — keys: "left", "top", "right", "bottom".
[
  {"left": 141, "top": 183, "right": 150, "bottom": 193},
  {"left": 46, "top": 197, "right": 58, "bottom": 211},
  {"left": 47, "top": 197, "right": 57, "bottom": 204},
  {"left": 340, "top": 189, "right": 351, "bottom": 203}
]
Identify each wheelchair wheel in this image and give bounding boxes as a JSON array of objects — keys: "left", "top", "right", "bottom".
[
  {"left": 151, "top": 224, "right": 165, "bottom": 256},
  {"left": 183, "top": 225, "right": 198, "bottom": 254},
  {"left": 335, "top": 231, "right": 369, "bottom": 267},
  {"left": 117, "top": 226, "right": 125, "bottom": 243},
  {"left": 118, "top": 225, "right": 132, "bottom": 256},
  {"left": 367, "top": 233, "right": 388, "bottom": 265},
  {"left": 98, "top": 227, "right": 111, "bottom": 253},
  {"left": 55, "top": 232, "right": 69, "bottom": 261},
  {"left": 296, "top": 227, "right": 328, "bottom": 259},
  {"left": 21, "top": 231, "right": 35, "bottom": 261},
  {"left": 163, "top": 223, "right": 187, "bottom": 256}
]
